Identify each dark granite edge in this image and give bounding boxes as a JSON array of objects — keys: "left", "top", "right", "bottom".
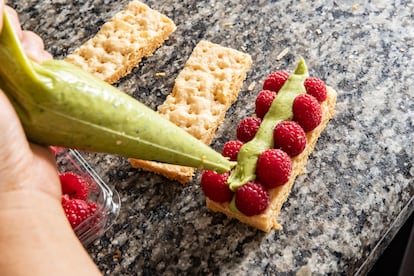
[{"left": 355, "top": 197, "right": 414, "bottom": 276}]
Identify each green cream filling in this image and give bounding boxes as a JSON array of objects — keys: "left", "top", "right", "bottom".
[{"left": 228, "top": 58, "right": 309, "bottom": 191}]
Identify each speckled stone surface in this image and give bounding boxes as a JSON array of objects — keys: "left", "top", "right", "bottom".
[{"left": 11, "top": 0, "right": 413, "bottom": 275}]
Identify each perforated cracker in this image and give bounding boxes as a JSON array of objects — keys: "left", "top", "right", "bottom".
[
  {"left": 64, "top": 1, "right": 176, "bottom": 84},
  {"left": 129, "top": 40, "right": 253, "bottom": 184},
  {"left": 206, "top": 87, "right": 337, "bottom": 232}
]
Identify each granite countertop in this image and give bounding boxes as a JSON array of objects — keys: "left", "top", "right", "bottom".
[{"left": 12, "top": 0, "right": 413, "bottom": 275}]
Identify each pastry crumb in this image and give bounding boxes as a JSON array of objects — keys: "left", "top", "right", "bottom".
[
  {"left": 113, "top": 248, "right": 121, "bottom": 261},
  {"left": 247, "top": 81, "right": 256, "bottom": 91},
  {"left": 155, "top": 72, "right": 166, "bottom": 77},
  {"left": 276, "top": 47, "right": 289, "bottom": 61}
]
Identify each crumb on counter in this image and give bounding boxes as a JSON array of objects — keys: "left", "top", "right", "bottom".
[
  {"left": 276, "top": 47, "right": 289, "bottom": 61},
  {"left": 248, "top": 81, "right": 256, "bottom": 91},
  {"left": 155, "top": 72, "right": 166, "bottom": 77}
]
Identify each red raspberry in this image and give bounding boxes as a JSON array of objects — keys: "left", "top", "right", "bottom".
[
  {"left": 273, "top": 121, "right": 307, "bottom": 157},
  {"left": 62, "top": 198, "right": 94, "bottom": 228},
  {"left": 59, "top": 172, "right": 90, "bottom": 201},
  {"left": 201, "top": 171, "right": 233, "bottom": 203},
  {"left": 87, "top": 201, "right": 98, "bottom": 215},
  {"left": 304, "top": 77, "right": 327, "bottom": 102},
  {"left": 235, "top": 181, "right": 269, "bottom": 216},
  {"left": 256, "top": 149, "right": 292, "bottom": 189},
  {"left": 85, "top": 201, "right": 102, "bottom": 228},
  {"left": 236, "top": 116, "right": 261, "bottom": 143},
  {"left": 222, "top": 140, "right": 244, "bottom": 161},
  {"left": 255, "top": 90, "right": 277, "bottom": 119},
  {"left": 292, "top": 94, "right": 322, "bottom": 132},
  {"left": 263, "top": 70, "right": 290, "bottom": 92}
]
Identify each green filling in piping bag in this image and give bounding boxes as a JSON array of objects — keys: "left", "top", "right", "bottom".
[{"left": 0, "top": 11, "right": 235, "bottom": 173}]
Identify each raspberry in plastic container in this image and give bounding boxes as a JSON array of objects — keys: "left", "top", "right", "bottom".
[{"left": 52, "top": 147, "right": 120, "bottom": 247}]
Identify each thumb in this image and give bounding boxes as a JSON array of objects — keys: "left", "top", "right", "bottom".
[{"left": 0, "top": 89, "right": 61, "bottom": 197}]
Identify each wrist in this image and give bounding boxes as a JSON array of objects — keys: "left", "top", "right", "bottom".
[
  {"left": 0, "top": 188, "right": 68, "bottom": 244},
  {"left": 0, "top": 187, "right": 61, "bottom": 213}
]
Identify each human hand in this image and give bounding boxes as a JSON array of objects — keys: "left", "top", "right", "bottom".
[
  {"left": 0, "top": 2, "right": 101, "bottom": 275},
  {"left": 0, "top": 1, "right": 60, "bottom": 216}
]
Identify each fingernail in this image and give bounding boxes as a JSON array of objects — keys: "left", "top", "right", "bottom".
[{"left": 0, "top": 0, "right": 4, "bottom": 30}]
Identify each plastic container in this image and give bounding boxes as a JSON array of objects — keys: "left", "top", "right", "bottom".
[{"left": 53, "top": 147, "right": 120, "bottom": 246}]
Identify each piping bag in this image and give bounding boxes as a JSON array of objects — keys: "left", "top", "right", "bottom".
[{"left": 0, "top": 11, "right": 235, "bottom": 173}]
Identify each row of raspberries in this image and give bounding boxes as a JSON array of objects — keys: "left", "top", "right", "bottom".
[{"left": 201, "top": 70, "right": 327, "bottom": 216}]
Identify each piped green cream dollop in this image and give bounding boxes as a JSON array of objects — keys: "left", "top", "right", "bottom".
[{"left": 228, "top": 58, "right": 309, "bottom": 191}]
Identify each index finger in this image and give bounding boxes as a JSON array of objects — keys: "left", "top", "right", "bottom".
[{"left": 5, "top": 6, "right": 23, "bottom": 40}]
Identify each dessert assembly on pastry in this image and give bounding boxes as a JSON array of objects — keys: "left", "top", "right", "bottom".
[{"left": 200, "top": 58, "right": 337, "bottom": 232}]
